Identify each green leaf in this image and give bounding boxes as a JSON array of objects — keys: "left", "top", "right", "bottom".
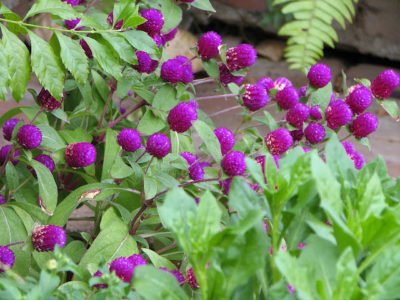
[
  {"left": 152, "top": 85, "right": 178, "bottom": 111},
  {"left": 358, "top": 173, "right": 386, "bottom": 221},
  {"left": 59, "top": 128, "right": 93, "bottom": 144},
  {"left": 110, "top": 156, "right": 134, "bottom": 179},
  {"left": 25, "top": 0, "right": 79, "bottom": 19},
  {"left": 30, "top": 160, "right": 58, "bottom": 215},
  {"left": 137, "top": 108, "right": 166, "bottom": 135},
  {"left": 29, "top": 31, "right": 65, "bottom": 100},
  {"left": 144, "top": 175, "right": 158, "bottom": 199},
  {"left": 79, "top": 208, "right": 138, "bottom": 267},
  {"left": 0, "top": 42, "right": 9, "bottom": 99},
  {"left": 83, "top": 37, "right": 122, "bottom": 79},
  {"left": 134, "top": 266, "right": 188, "bottom": 300},
  {"left": 0, "top": 206, "right": 27, "bottom": 245},
  {"left": 6, "top": 163, "right": 19, "bottom": 192},
  {"left": 191, "top": 0, "right": 216, "bottom": 12},
  {"left": 123, "top": 30, "right": 158, "bottom": 55},
  {"left": 202, "top": 60, "right": 219, "bottom": 78},
  {"left": 380, "top": 100, "right": 400, "bottom": 120},
  {"left": 101, "top": 33, "right": 137, "bottom": 65},
  {"left": 309, "top": 82, "right": 332, "bottom": 110},
  {"left": 161, "top": 0, "right": 182, "bottom": 32},
  {"left": 1, "top": 25, "right": 31, "bottom": 101},
  {"left": 193, "top": 120, "right": 222, "bottom": 163},
  {"left": 56, "top": 33, "right": 89, "bottom": 85},
  {"left": 37, "top": 124, "right": 66, "bottom": 151},
  {"left": 102, "top": 129, "right": 120, "bottom": 181},
  {"left": 332, "top": 248, "right": 358, "bottom": 300},
  {"left": 51, "top": 109, "right": 69, "bottom": 123},
  {"left": 142, "top": 248, "right": 176, "bottom": 270}
]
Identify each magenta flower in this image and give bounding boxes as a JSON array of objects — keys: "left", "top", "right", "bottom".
[
  {"left": 65, "top": 142, "right": 96, "bottom": 168},
  {"left": 304, "top": 122, "right": 326, "bottom": 144},
  {"left": 0, "top": 246, "right": 15, "bottom": 272},
  {"left": 197, "top": 31, "right": 222, "bottom": 60},
  {"left": 37, "top": 88, "right": 63, "bottom": 111},
  {"left": 265, "top": 128, "right": 293, "bottom": 156},
  {"left": 137, "top": 8, "right": 164, "bottom": 36},
  {"left": 325, "top": 100, "right": 353, "bottom": 130},
  {"left": 226, "top": 44, "right": 257, "bottom": 71},
  {"left": 167, "top": 102, "right": 198, "bottom": 133},
  {"left": 285, "top": 103, "right": 310, "bottom": 128},
  {"left": 219, "top": 64, "right": 244, "bottom": 86},
  {"left": 117, "top": 129, "right": 142, "bottom": 152},
  {"left": 276, "top": 86, "right": 299, "bottom": 110},
  {"left": 133, "top": 51, "right": 159, "bottom": 74},
  {"left": 371, "top": 69, "right": 400, "bottom": 99},
  {"left": 214, "top": 127, "right": 235, "bottom": 155},
  {"left": 17, "top": 124, "right": 42, "bottom": 149},
  {"left": 346, "top": 85, "right": 372, "bottom": 114},
  {"left": 32, "top": 225, "right": 67, "bottom": 252},
  {"left": 146, "top": 133, "right": 171, "bottom": 158},
  {"left": 242, "top": 84, "right": 269, "bottom": 111},
  {"left": 2, "top": 118, "right": 20, "bottom": 141},
  {"left": 350, "top": 112, "right": 379, "bottom": 138},
  {"left": 221, "top": 151, "right": 246, "bottom": 176},
  {"left": 307, "top": 63, "right": 332, "bottom": 88}
]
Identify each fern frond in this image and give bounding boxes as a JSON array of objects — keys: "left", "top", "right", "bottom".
[{"left": 273, "top": 0, "right": 358, "bottom": 71}]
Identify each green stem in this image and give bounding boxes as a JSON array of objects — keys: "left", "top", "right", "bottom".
[
  {"left": 0, "top": 17, "right": 122, "bottom": 34},
  {"left": 271, "top": 211, "right": 281, "bottom": 283}
]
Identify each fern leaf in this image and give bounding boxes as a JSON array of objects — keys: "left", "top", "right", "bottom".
[{"left": 274, "top": 0, "right": 358, "bottom": 71}]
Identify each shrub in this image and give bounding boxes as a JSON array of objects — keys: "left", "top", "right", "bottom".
[{"left": 0, "top": 0, "right": 400, "bottom": 299}]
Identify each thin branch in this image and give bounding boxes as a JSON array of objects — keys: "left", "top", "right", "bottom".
[
  {"left": 156, "top": 241, "right": 177, "bottom": 254},
  {"left": 98, "top": 87, "right": 116, "bottom": 129},
  {"left": 195, "top": 93, "right": 237, "bottom": 101},
  {"left": 108, "top": 99, "right": 147, "bottom": 128},
  {"left": 209, "top": 105, "right": 242, "bottom": 117}
]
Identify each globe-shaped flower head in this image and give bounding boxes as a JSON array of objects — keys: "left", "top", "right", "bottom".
[
  {"left": 242, "top": 84, "right": 269, "bottom": 111},
  {"left": 17, "top": 124, "right": 42, "bottom": 149},
  {"left": 226, "top": 44, "right": 257, "bottom": 71},
  {"left": 307, "top": 63, "right": 332, "bottom": 88},
  {"left": 186, "top": 268, "right": 199, "bottom": 289},
  {"left": 371, "top": 69, "right": 400, "bottom": 99},
  {"left": 346, "top": 85, "right": 372, "bottom": 114},
  {"left": 3, "top": 118, "right": 20, "bottom": 141},
  {"left": 218, "top": 64, "right": 244, "bottom": 86},
  {"left": 65, "top": 142, "right": 96, "bottom": 168},
  {"left": 161, "top": 27, "right": 178, "bottom": 44},
  {"left": 350, "top": 112, "right": 379, "bottom": 138},
  {"left": 221, "top": 151, "right": 246, "bottom": 176},
  {"left": 257, "top": 77, "right": 274, "bottom": 93},
  {"left": 161, "top": 56, "right": 193, "bottom": 84},
  {"left": 197, "top": 31, "right": 222, "bottom": 60},
  {"left": 32, "top": 225, "right": 67, "bottom": 252},
  {"left": 0, "top": 194, "right": 6, "bottom": 205},
  {"left": 0, "top": 145, "right": 20, "bottom": 165},
  {"left": 285, "top": 103, "right": 310, "bottom": 128},
  {"left": 265, "top": 128, "right": 293, "bottom": 156},
  {"left": 167, "top": 102, "right": 198, "bottom": 133},
  {"left": 109, "top": 257, "right": 135, "bottom": 283},
  {"left": 309, "top": 105, "right": 322, "bottom": 120},
  {"left": 214, "top": 127, "right": 235, "bottom": 155},
  {"left": 133, "top": 51, "right": 159, "bottom": 74},
  {"left": 37, "top": 88, "right": 63, "bottom": 111},
  {"left": 65, "top": 18, "right": 82, "bottom": 30},
  {"left": 160, "top": 268, "right": 185, "bottom": 285},
  {"left": 34, "top": 154, "right": 56, "bottom": 173},
  {"left": 146, "top": 133, "right": 171, "bottom": 158},
  {"left": 276, "top": 86, "right": 299, "bottom": 110},
  {"left": 304, "top": 122, "right": 326, "bottom": 144},
  {"left": 137, "top": 8, "right": 164, "bottom": 36},
  {"left": 325, "top": 100, "right": 353, "bottom": 130},
  {"left": 117, "top": 129, "right": 142, "bottom": 152},
  {"left": 0, "top": 246, "right": 15, "bottom": 272}
]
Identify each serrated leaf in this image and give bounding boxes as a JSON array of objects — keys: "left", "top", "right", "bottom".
[
  {"left": 1, "top": 25, "right": 31, "bottom": 101},
  {"left": 25, "top": 0, "right": 79, "bottom": 19},
  {"left": 56, "top": 33, "right": 88, "bottom": 85},
  {"left": 83, "top": 37, "right": 122, "bottom": 80},
  {"left": 101, "top": 33, "right": 137, "bottom": 64},
  {"left": 29, "top": 31, "right": 64, "bottom": 100}
]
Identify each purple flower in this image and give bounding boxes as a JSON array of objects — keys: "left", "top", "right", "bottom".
[
  {"left": 221, "top": 151, "right": 246, "bottom": 176},
  {"left": 180, "top": 152, "right": 197, "bottom": 165},
  {"left": 325, "top": 100, "right": 353, "bottom": 130},
  {"left": 65, "top": 18, "right": 82, "bottom": 30},
  {"left": 219, "top": 177, "right": 232, "bottom": 195},
  {"left": 34, "top": 154, "right": 56, "bottom": 172},
  {"left": 186, "top": 268, "right": 199, "bottom": 289},
  {"left": 62, "top": 0, "right": 82, "bottom": 6},
  {"left": 226, "top": 44, "right": 257, "bottom": 71},
  {"left": 0, "top": 145, "right": 20, "bottom": 165},
  {"left": 117, "top": 129, "right": 142, "bottom": 152},
  {"left": 161, "top": 27, "right": 178, "bottom": 44},
  {"left": 189, "top": 163, "right": 205, "bottom": 180},
  {"left": 80, "top": 39, "right": 93, "bottom": 59},
  {"left": 257, "top": 77, "right": 274, "bottom": 93},
  {"left": 346, "top": 85, "right": 373, "bottom": 114},
  {"left": 137, "top": 8, "right": 164, "bottom": 36},
  {"left": 218, "top": 64, "right": 244, "bottom": 86},
  {"left": 276, "top": 86, "right": 299, "bottom": 110},
  {"left": 93, "top": 271, "right": 108, "bottom": 289},
  {"left": 350, "top": 112, "right": 378, "bottom": 138},
  {"left": 371, "top": 69, "right": 400, "bottom": 99},
  {"left": 0, "top": 246, "right": 15, "bottom": 272},
  {"left": 0, "top": 195, "right": 6, "bottom": 205},
  {"left": 342, "top": 141, "right": 355, "bottom": 154},
  {"left": 309, "top": 105, "right": 322, "bottom": 120},
  {"left": 180, "top": 0, "right": 195, "bottom": 2},
  {"left": 167, "top": 102, "right": 198, "bottom": 133},
  {"left": 128, "top": 254, "right": 147, "bottom": 267},
  {"left": 242, "top": 84, "right": 269, "bottom": 111},
  {"left": 161, "top": 56, "right": 193, "bottom": 84},
  {"left": 3, "top": 118, "right": 20, "bottom": 141},
  {"left": 285, "top": 103, "right": 310, "bottom": 128},
  {"left": 160, "top": 268, "right": 185, "bottom": 285},
  {"left": 37, "top": 88, "right": 63, "bottom": 111},
  {"left": 146, "top": 133, "right": 171, "bottom": 159},
  {"left": 109, "top": 257, "right": 135, "bottom": 283},
  {"left": 298, "top": 85, "right": 307, "bottom": 98},
  {"left": 197, "top": 31, "right": 222, "bottom": 60},
  {"left": 133, "top": 51, "right": 159, "bottom": 74},
  {"left": 287, "top": 284, "right": 295, "bottom": 295},
  {"left": 214, "top": 127, "right": 235, "bottom": 155},
  {"left": 297, "top": 243, "right": 305, "bottom": 249},
  {"left": 342, "top": 141, "right": 365, "bottom": 170},
  {"left": 274, "top": 77, "right": 292, "bottom": 91},
  {"left": 17, "top": 124, "right": 42, "bottom": 149},
  {"left": 265, "top": 128, "right": 293, "bottom": 156},
  {"left": 32, "top": 225, "right": 67, "bottom": 252},
  {"left": 65, "top": 142, "right": 96, "bottom": 168},
  {"left": 107, "top": 12, "right": 123, "bottom": 30},
  {"left": 290, "top": 129, "right": 304, "bottom": 142},
  {"left": 304, "top": 122, "right": 326, "bottom": 144},
  {"left": 151, "top": 34, "right": 163, "bottom": 48},
  {"left": 307, "top": 63, "right": 332, "bottom": 88}
]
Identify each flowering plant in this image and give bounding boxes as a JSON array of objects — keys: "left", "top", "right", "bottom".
[{"left": 0, "top": 0, "right": 400, "bottom": 299}]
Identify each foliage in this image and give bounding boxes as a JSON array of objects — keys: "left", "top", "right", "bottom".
[
  {"left": 272, "top": 0, "right": 359, "bottom": 71},
  {"left": 0, "top": 0, "right": 399, "bottom": 299}
]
